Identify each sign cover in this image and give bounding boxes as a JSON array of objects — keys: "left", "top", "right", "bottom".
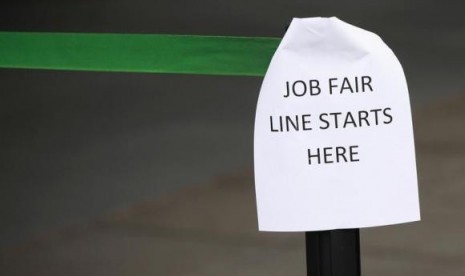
[{"left": 254, "top": 17, "right": 420, "bottom": 231}]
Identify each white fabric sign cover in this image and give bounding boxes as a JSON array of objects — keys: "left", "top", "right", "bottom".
[{"left": 254, "top": 17, "right": 420, "bottom": 231}]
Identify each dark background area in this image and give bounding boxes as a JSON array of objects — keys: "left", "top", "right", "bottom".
[
  {"left": 0, "top": 1, "right": 464, "bottom": 275},
  {"left": 2, "top": 0, "right": 465, "bottom": 104}
]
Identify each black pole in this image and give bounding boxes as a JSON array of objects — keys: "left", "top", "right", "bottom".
[{"left": 305, "top": 229, "right": 361, "bottom": 276}]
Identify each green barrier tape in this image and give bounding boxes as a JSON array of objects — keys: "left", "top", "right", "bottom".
[{"left": 0, "top": 32, "right": 281, "bottom": 76}]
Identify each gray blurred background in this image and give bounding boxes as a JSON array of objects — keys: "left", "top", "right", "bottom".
[{"left": 1, "top": 0, "right": 464, "bottom": 275}]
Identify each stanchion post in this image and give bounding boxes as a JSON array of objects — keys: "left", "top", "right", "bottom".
[{"left": 305, "top": 229, "right": 361, "bottom": 276}]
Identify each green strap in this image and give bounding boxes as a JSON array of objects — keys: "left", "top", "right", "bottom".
[{"left": 0, "top": 32, "right": 280, "bottom": 76}]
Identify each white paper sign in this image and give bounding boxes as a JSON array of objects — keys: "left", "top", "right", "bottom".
[{"left": 254, "top": 17, "right": 420, "bottom": 232}]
